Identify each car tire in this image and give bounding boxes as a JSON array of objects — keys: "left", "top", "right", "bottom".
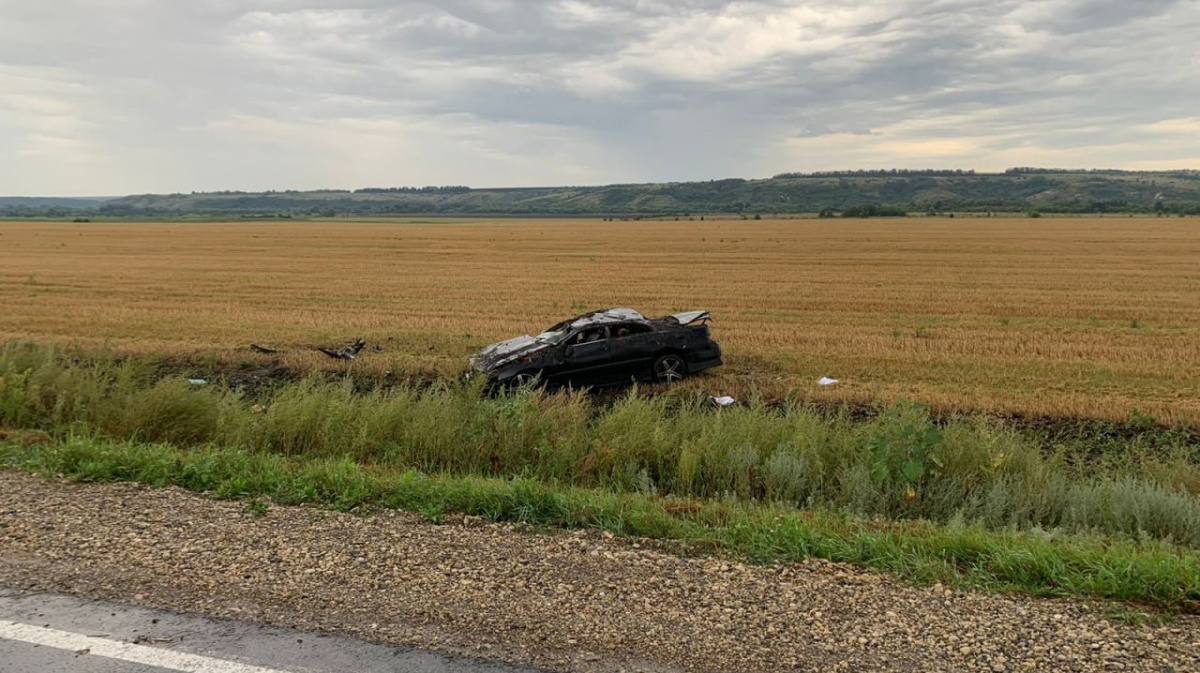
[
  {"left": 653, "top": 354, "right": 687, "bottom": 383},
  {"left": 512, "top": 371, "right": 540, "bottom": 389}
]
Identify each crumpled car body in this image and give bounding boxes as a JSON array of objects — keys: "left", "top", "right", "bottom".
[{"left": 470, "top": 308, "right": 722, "bottom": 389}]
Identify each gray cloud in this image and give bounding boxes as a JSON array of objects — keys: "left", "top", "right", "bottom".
[{"left": 1, "top": 0, "right": 1197, "bottom": 194}]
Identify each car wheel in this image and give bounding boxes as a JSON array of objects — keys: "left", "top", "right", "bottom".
[
  {"left": 653, "top": 354, "right": 687, "bottom": 383},
  {"left": 512, "top": 371, "right": 540, "bottom": 388}
]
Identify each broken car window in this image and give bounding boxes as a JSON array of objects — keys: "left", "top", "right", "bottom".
[
  {"left": 571, "top": 328, "right": 607, "bottom": 344},
  {"left": 536, "top": 327, "right": 572, "bottom": 345},
  {"left": 612, "top": 323, "right": 651, "bottom": 338}
]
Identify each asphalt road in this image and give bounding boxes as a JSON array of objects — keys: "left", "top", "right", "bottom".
[{"left": 0, "top": 588, "right": 547, "bottom": 673}]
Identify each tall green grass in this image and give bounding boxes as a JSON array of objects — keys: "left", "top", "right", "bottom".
[
  {"left": 2, "top": 434, "right": 1198, "bottom": 608},
  {"left": 2, "top": 342, "right": 1199, "bottom": 547}
]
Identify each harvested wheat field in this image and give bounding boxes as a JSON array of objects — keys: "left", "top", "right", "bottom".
[{"left": 1, "top": 217, "right": 1198, "bottom": 423}]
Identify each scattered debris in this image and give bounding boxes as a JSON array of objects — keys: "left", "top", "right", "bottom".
[
  {"left": 818, "top": 377, "right": 839, "bottom": 386},
  {"left": 710, "top": 395, "right": 736, "bottom": 406},
  {"left": 187, "top": 378, "right": 207, "bottom": 386},
  {"left": 318, "top": 338, "right": 366, "bottom": 360},
  {"left": 251, "top": 341, "right": 377, "bottom": 359},
  {"left": 132, "top": 635, "right": 173, "bottom": 645}
]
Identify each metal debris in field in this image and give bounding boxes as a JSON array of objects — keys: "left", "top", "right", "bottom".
[
  {"left": 187, "top": 379, "right": 207, "bottom": 386},
  {"left": 709, "top": 395, "right": 736, "bottom": 406},
  {"left": 318, "top": 338, "right": 367, "bottom": 360},
  {"left": 818, "top": 377, "right": 839, "bottom": 386},
  {"left": 249, "top": 343, "right": 278, "bottom": 354}
]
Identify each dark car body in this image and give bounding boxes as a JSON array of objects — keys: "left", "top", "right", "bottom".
[{"left": 470, "top": 308, "right": 722, "bottom": 389}]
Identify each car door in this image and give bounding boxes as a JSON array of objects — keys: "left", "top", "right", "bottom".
[
  {"left": 558, "top": 327, "right": 615, "bottom": 385},
  {"left": 606, "top": 322, "right": 658, "bottom": 382}
]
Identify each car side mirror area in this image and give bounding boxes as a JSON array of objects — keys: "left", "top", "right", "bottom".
[{"left": 564, "top": 345, "right": 575, "bottom": 358}]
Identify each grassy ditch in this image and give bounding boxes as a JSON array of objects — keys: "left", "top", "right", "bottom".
[
  {"left": 2, "top": 343, "right": 1200, "bottom": 607},
  {"left": 2, "top": 434, "right": 1198, "bottom": 608}
]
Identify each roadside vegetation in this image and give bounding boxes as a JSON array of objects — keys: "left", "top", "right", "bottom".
[{"left": 3, "top": 344, "right": 1198, "bottom": 608}]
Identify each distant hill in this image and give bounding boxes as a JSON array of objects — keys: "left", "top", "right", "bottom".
[
  {"left": 7, "top": 170, "right": 1200, "bottom": 217},
  {"left": 0, "top": 196, "right": 115, "bottom": 210}
]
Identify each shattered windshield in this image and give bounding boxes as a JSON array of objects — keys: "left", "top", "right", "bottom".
[{"left": 536, "top": 327, "right": 572, "bottom": 345}]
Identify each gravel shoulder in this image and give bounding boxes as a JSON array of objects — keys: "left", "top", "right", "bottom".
[{"left": 2, "top": 470, "right": 1198, "bottom": 672}]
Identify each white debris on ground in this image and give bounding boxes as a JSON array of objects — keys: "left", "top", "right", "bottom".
[
  {"left": 709, "top": 396, "right": 736, "bottom": 406},
  {"left": 818, "top": 377, "right": 839, "bottom": 386}
]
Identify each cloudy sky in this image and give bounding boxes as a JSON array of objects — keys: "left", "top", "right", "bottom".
[{"left": 2, "top": 0, "right": 1199, "bottom": 195}]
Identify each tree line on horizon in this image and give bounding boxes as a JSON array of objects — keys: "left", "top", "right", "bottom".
[{"left": 4, "top": 169, "right": 1200, "bottom": 218}]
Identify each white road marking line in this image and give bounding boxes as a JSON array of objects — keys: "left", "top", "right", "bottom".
[{"left": 0, "top": 619, "right": 295, "bottom": 673}]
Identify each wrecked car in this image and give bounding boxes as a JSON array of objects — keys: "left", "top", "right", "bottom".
[{"left": 470, "top": 308, "right": 722, "bottom": 389}]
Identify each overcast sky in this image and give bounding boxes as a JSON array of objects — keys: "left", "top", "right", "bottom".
[{"left": 2, "top": 0, "right": 1199, "bottom": 195}]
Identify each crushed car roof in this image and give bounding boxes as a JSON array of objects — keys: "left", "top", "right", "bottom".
[
  {"left": 543, "top": 308, "right": 711, "bottom": 335},
  {"left": 561, "top": 308, "right": 648, "bottom": 330}
]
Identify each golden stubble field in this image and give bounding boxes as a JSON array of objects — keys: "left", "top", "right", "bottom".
[{"left": 2, "top": 217, "right": 1198, "bottom": 423}]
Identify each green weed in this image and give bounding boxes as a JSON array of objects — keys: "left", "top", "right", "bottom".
[{"left": 245, "top": 498, "right": 270, "bottom": 516}]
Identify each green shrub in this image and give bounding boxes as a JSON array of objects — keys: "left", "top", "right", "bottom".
[
  {"left": 117, "top": 379, "right": 224, "bottom": 445},
  {"left": 842, "top": 204, "right": 908, "bottom": 217}
]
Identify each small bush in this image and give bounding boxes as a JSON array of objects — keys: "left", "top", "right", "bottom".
[
  {"left": 117, "top": 379, "right": 223, "bottom": 445},
  {"left": 842, "top": 204, "right": 908, "bottom": 218}
]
